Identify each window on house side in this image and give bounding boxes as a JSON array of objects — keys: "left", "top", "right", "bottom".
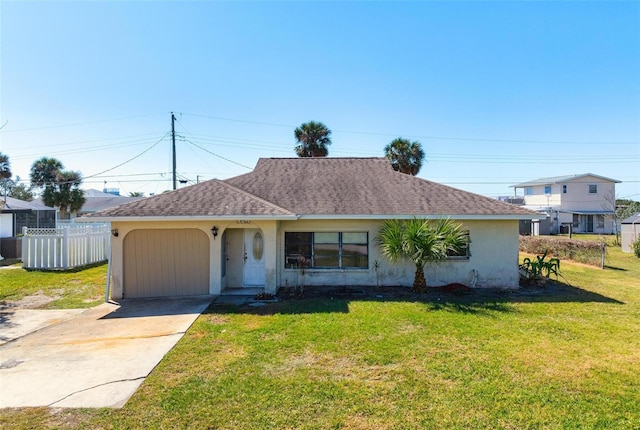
[
  {"left": 589, "top": 185, "right": 598, "bottom": 194},
  {"left": 284, "top": 232, "right": 368, "bottom": 269},
  {"left": 596, "top": 215, "right": 604, "bottom": 228},
  {"left": 562, "top": 185, "right": 567, "bottom": 194},
  {"left": 544, "top": 186, "right": 551, "bottom": 194},
  {"left": 525, "top": 187, "right": 532, "bottom": 195},
  {"left": 446, "top": 231, "right": 470, "bottom": 260}
]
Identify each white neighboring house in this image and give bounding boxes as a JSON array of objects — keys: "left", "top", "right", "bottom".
[{"left": 512, "top": 174, "right": 620, "bottom": 235}]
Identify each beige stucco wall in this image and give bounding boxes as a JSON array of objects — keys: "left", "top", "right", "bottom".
[
  {"left": 108, "top": 218, "right": 521, "bottom": 299},
  {"left": 277, "top": 218, "right": 521, "bottom": 289},
  {"left": 108, "top": 220, "right": 279, "bottom": 299}
]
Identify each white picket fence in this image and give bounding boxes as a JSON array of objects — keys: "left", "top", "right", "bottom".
[{"left": 22, "top": 224, "right": 110, "bottom": 270}]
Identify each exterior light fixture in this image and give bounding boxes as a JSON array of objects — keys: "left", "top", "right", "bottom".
[
  {"left": 211, "top": 226, "right": 219, "bottom": 239},
  {"left": 111, "top": 229, "right": 119, "bottom": 237}
]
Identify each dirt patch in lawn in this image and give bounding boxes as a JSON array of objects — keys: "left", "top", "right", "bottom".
[{"left": 0, "top": 290, "right": 60, "bottom": 310}]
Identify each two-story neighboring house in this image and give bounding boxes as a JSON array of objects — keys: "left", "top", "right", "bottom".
[{"left": 512, "top": 174, "right": 620, "bottom": 234}]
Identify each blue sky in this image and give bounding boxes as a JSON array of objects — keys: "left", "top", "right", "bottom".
[{"left": 1, "top": 1, "right": 638, "bottom": 200}]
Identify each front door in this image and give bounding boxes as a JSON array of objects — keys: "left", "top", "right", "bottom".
[
  {"left": 243, "top": 229, "right": 265, "bottom": 287},
  {"left": 584, "top": 215, "right": 594, "bottom": 233}
]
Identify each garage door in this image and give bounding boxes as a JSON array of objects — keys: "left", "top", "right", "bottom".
[{"left": 123, "top": 229, "right": 210, "bottom": 298}]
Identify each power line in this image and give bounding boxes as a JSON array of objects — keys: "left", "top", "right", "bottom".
[
  {"left": 83, "top": 133, "right": 169, "bottom": 180},
  {"left": 179, "top": 112, "right": 639, "bottom": 146},
  {"left": 183, "top": 139, "right": 252, "bottom": 170},
  {"left": 0, "top": 113, "right": 164, "bottom": 134}
]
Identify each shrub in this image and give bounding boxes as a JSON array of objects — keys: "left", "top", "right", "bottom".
[
  {"left": 519, "top": 236, "right": 605, "bottom": 267},
  {"left": 633, "top": 238, "right": 640, "bottom": 258}
]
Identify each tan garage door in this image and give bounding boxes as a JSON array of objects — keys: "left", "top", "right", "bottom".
[{"left": 123, "top": 229, "right": 210, "bottom": 298}]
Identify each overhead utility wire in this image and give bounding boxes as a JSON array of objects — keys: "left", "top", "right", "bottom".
[
  {"left": 180, "top": 112, "right": 638, "bottom": 146},
  {"left": 83, "top": 133, "right": 169, "bottom": 180},
  {"left": 183, "top": 139, "right": 252, "bottom": 170},
  {"left": 174, "top": 117, "right": 253, "bottom": 170},
  {"left": 0, "top": 113, "right": 164, "bottom": 133}
]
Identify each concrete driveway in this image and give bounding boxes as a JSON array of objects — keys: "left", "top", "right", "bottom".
[{"left": 0, "top": 296, "right": 213, "bottom": 408}]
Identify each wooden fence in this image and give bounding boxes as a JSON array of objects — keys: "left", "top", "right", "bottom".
[{"left": 22, "top": 224, "right": 110, "bottom": 270}]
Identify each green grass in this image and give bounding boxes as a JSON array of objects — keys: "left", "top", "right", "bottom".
[
  {"left": 2, "top": 246, "right": 640, "bottom": 429},
  {"left": 0, "top": 263, "right": 107, "bottom": 309}
]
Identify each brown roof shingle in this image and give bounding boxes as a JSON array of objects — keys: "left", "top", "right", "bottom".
[
  {"left": 226, "top": 157, "right": 539, "bottom": 217},
  {"left": 88, "top": 179, "right": 294, "bottom": 218},
  {"left": 87, "top": 157, "right": 540, "bottom": 219}
]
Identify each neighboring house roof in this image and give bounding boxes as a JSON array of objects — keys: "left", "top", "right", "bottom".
[
  {"left": 1, "top": 196, "right": 55, "bottom": 211},
  {"left": 511, "top": 173, "right": 621, "bottom": 188},
  {"left": 621, "top": 213, "right": 640, "bottom": 225},
  {"left": 86, "top": 157, "right": 541, "bottom": 221},
  {"left": 78, "top": 189, "right": 145, "bottom": 213}
]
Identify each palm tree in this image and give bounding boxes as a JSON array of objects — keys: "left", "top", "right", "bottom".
[
  {"left": 30, "top": 157, "right": 64, "bottom": 188},
  {"left": 384, "top": 138, "right": 425, "bottom": 175},
  {"left": 30, "top": 157, "right": 85, "bottom": 217},
  {"left": 377, "top": 218, "right": 468, "bottom": 292},
  {"left": 42, "top": 171, "right": 85, "bottom": 218},
  {"left": 0, "top": 152, "right": 11, "bottom": 180},
  {"left": 294, "top": 121, "right": 332, "bottom": 157}
]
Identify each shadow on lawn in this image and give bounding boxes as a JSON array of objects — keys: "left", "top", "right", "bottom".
[{"left": 206, "top": 279, "right": 623, "bottom": 317}]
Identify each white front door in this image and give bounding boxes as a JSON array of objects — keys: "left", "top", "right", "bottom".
[{"left": 243, "top": 229, "right": 265, "bottom": 287}]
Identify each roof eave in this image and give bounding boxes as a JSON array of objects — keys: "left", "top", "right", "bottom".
[
  {"left": 297, "top": 214, "right": 543, "bottom": 221},
  {"left": 76, "top": 214, "right": 300, "bottom": 223}
]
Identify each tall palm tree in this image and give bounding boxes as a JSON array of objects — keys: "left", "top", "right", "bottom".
[
  {"left": 377, "top": 218, "right": 468, "bottom": 292},
  {"left": 294, "top": 121, "right": 332, "bottom": 157},
  {"left": 0, "top": 152, "right": 11, "bottom": 180},
  {"left": 42, "top": 170, "right": 85, "bottom": 218},
  {"left": 384, "top": 138, "right": 425, "bottom": 175},
  {"left": 30, "top": 157, "right": 85, "bottom": 217},
  {"left": 30, "top": 157, "right": 63, "bottom": 188}
]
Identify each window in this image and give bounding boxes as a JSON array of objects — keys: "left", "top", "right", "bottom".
[
  {"left": 562, "top": 184, "right": 567, "bottom": 194},
  {"left": 596, "top": 215, "right": 605, "bottom": 228},
  {"left": 285, "top": 232, "right": 368, "bottom": 269},
  {"left": 589, "top": 184, "right": 598, "bottom": 194},
  {"left": 525, "top": 187, "right": 533, "bottom": 195},
  {"left": 447, "top": 230, "right": 471, "bottom": 259},
  {"left": 544, "top": 185, "right": 551, "bottom": 194}
]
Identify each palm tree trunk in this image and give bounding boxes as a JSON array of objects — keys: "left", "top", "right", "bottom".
[{"left": 413, "top": 266, "right": 427, "bottom": 293}]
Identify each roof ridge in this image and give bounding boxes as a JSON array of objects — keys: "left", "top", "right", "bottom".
[{"left": 216, "top": 179, "right": 296, "bottom": 215}]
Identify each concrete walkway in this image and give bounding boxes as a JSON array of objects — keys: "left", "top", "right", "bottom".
[{"left": 0, "top": 296, "right": 213, "bottom": 408}]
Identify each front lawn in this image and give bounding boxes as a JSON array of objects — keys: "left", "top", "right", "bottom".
[
  {"left": 0, "top": 263, "right": 107, "bottom": 309},
  {"left": 2, "top": 246, "right": 639, "bottom": 429}
]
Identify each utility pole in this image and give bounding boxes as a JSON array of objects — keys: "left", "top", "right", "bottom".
[{"left": 171, "top": 112, "right": 177, "bottom": 190}]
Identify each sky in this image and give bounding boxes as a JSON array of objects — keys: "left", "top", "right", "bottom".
[{"left": 1, "top": 1, "right": 639, "bottom": 201}]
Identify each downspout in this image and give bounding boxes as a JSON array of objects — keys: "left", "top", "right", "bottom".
[{"left": 105, "top": 237, "right": 112, "bottom": 302}]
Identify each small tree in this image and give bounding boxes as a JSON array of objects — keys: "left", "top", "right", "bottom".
[{"left": 377, "top": 218, "right": 468, "bottom": 292}]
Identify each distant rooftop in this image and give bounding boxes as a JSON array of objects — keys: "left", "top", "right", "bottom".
[{"left": 512, "top": 173, "right": 621, "bottom": 188}]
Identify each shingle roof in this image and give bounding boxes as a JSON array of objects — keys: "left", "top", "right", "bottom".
[
  {"left": 512, "top": 173, "right": 621, "bottom": 188},
  {"left": 86, "top": 157, "right": 539, "bottom": 219},
  {"left": 87, "top": 179, "right": 295, "bottom": 218},
  {"left": 1, "top": 196, "right": 55, "bottom": 211},
  {"left": 226, "top": 158, "right": 537, "bottom": 217}
]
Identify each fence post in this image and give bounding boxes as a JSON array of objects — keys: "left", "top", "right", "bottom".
[
  {"left": 21, "top": 226, "right": 28, "bottom": 267},
  {"left": 601, "top": 244, "right": 606, "bottom": 269},
  {"left": 62, "top": 228, "right": 69, "bottom": 269}
]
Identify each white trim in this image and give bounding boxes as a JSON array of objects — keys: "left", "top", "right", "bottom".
[
  {"left": 79, "top": 213, "right": 541, "bottom": 223},
  {"left": 297, "top": 214, "right": 542, "bottom": 221}
]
